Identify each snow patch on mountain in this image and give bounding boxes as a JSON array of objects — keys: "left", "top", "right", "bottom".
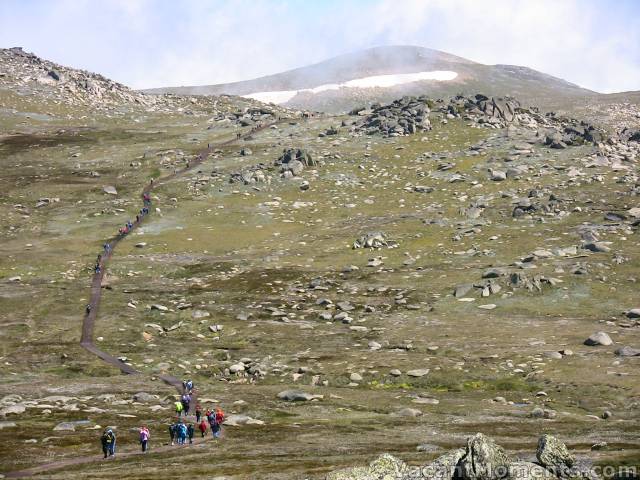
[{"left": 244, "top": 70, "right": 458, "bottom": 104}]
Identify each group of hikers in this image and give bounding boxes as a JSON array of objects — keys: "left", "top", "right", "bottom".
[
  {"left": 117, "top": 195, "right": 151, "bottom": 237},
  {"left": 100, "top": 380, "right": 225, "bottom": 457},
  {"left": 168, "top": 406, "right": 225, "bottom": 446}
]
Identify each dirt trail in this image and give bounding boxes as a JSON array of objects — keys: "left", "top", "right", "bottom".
[{"left": 5, "top": 120, "right": 282, "bottom": 479}]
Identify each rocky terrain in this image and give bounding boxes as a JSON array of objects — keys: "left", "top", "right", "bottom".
[{"left": 0, "top": 49, "right": 639, "bottom": 479}]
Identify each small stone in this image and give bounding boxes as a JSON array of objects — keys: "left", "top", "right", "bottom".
[
  {"left": 584, "top": 331, "right": 613, "bottom": 346},
  {"left": 406, "top": 369, "right": 429, "bottom": 378},
  {"left": 395, "top": 408, "right": 422, "bottom": 417}
]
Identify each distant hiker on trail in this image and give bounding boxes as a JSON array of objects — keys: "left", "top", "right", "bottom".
[
  {"left": 187, "top": 423, "right": 195, "bottom": 444},
  {"left": 175, "top": 400, "right": 184, "bottom": 418},
  {"left": 169, "top": 421, "right": 177, "bottom": 445},
  {"left": 94, "top": 264, "right": 101, "bottom": 274},
  {"left": 86, "top": 304, "right": 92, "bottom": 314},
  {"left": 198, "top": 419, "right": 207, "bottom": 437},
  {"left": 101, "top": 428, "right": 116, "bottom": 458},
  {"left": 139, "top": 426, "right": 150, "bottom": 452},
  {"left": 195, "top": 403, "right": 202, "bottom": 423}
]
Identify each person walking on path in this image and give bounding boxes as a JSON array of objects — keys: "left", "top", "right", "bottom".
[
  {"left": 101, "top": 428, "right": 116, "bottom": 458},
  {"left": 195, "top": 403, "right": 202, "bottom": 423},
  {"left": 139, "top": 426, "right": 150, "bottom": 452},
  {"left": 198, "top": 419, "right": 207, "bottom": 438},
  {"left": 187, "top": 423, "right": 195, "bottom": 444},
  {"left": 175, "top": 400, "right": 184, "bottom": 418},
  {"left": 177, "top": 421, "right": 187, "bottom": 445},
  {"left": 213, "top": 407, "right": 225, "bottom": 439},
  {"left": 181, "top": 393, "right": 191, "bottom": 416},
  {"left": 169, "top": 421, "right": 177, "bottom": 446}
]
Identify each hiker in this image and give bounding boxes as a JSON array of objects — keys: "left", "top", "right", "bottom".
[
  {"left": 187, "top": 423, "right": 195, "bottom": 444},
  {"left": 103, "top": 243, "right": 110, "bottom": 253},
  {"left": 86, "top": 304, "right": 92, "bottom": 314},
  {"left": 184, "top": 379, "right": 194, "bottom": 394},
  {"left": 181, "top": 393, "right": 191, "bottom": 415},
  {"left": 169, "top": 421, "right": 177, "bottom": 445},
  {"left": 97, "top": 253, "right": 102, "bottom": 264},
  {"left": 101, "top": 428, "right": 116, "bottom": 458},
  {"left": 175, "top": 400, "right": 184, "bottom": 418},
  {"left": 135, "top": 214, "right": 140, "bottom": 223},
  {"left": 127, "top": 221, "right": 133, "bottom": 230},
  {"left": 177, "top": 421, "right": 187, "bottom": 445},
  {"left": 198, "top": 419, "right": 207, "bottom": 437},
  {"left": 213, "top": 407, "right": 225, "bottom": 438},
  {"left": 139, "top": 426, "right": 150, "bottom": 452},
  {"left": 94, "top": 264, "right": 101, "bottom": 274},
  {"left": 195, "top": 403, "right": 202, "bottom": 423}
]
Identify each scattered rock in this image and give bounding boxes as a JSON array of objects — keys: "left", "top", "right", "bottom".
[
  {"left": 536, "top": 434, "right": 574, "bottom": 476},
  {"left": 584, "top": 331, "right": 613, "bottom": 346},
  {"left": 460, "top": 433, "right": 512, "bottom": 480},
  {"left": 277, "top": 390, "right": 315, "bottom": 402}
]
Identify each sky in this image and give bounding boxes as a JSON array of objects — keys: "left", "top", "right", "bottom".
[{"left": 1, "top": 0, "right": 639, "bottom": 93}]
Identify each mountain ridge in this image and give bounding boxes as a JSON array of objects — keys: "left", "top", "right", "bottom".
[{"left": 142, "top": 45, "right": 598, "bottom": 112}]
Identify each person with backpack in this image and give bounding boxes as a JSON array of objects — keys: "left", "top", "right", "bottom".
[
  {"left": 175, "top": 400, "right": 184, "bottom": 418},
  {"left": 177, "top": 421, "right": 187, "bottom": 445},
  {"left": 213, "top": 407, "right": 225, "bottom": 438},
  {"left": 169, "top": 421, "right": 177, "bottom": 446},
  {"left": 198, "top": 418, "right": 207, "bottom": 437},
  {"left": 101, "top": 429, "right": 110, "bottom": 458},
  {"left": 184, "top": 379, "right": 194, "bottom": 394},
  {"left": 181, "top": 393, "right": 190, "bottom": 416},
  {"left": 139, "top": 426, "right": 150, "bottom": 452},
  {"left": 195, "top": 403, "right": 202, "bottom": 423},
  {"left": 187, "top": 423, "right": 195, "bottom": 444},
  {"left": 101, "top": 428, "right": 116, "bottom": 457}
]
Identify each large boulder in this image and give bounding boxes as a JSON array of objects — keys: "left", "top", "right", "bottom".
[
  {"left": 326, "top": 454, "right": 406, "bottom": 480},
  {"left": 353, "top": 232, "right": 392, "bottom": 249},
  {"left": 420, "top": 448, "right": 466, "bottom": 480},
  {"left": 276, "top": 148, "right": 316, "bottom": 167},
  {"left": 460, "top": 433, "right": 512, "bottom": 480},
  {"left": 536, "top": 434, "right": 575, "bottom": 476}
]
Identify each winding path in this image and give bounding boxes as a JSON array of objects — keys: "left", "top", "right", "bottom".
[{"left": 5, "top": 120, "right": 281, "bottom": 478}]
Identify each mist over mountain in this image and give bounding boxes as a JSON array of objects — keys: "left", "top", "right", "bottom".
[{"left": 145, "top": 45, "right": 597, "bottom": 112}]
